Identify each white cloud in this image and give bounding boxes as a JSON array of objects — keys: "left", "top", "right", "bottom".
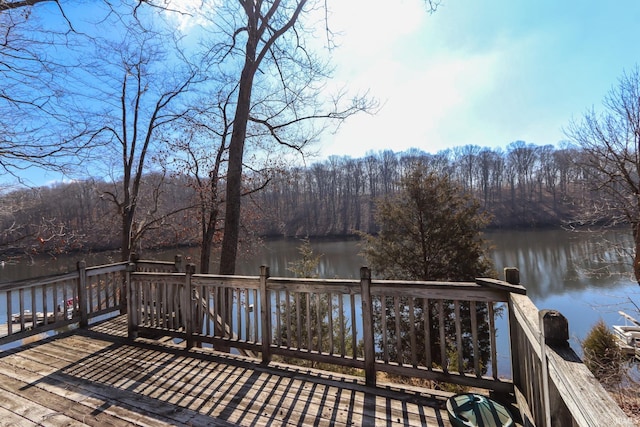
[
  {"left": 326, "top": 0, "right": 426, "bottom": 55},
  {"left": 319, "top": 0, "right": 508, "bottom": 157},
  {"left": 321, "top": 47, "right": 503, "bottom": 156}
]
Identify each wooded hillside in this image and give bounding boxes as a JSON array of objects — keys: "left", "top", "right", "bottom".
[{"left": 0, "top": 141, "right": 604, "bottom": 257}]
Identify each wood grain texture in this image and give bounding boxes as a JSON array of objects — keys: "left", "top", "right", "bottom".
[{"left": 0, "top": 316, "right": 458, "bottom": 427}]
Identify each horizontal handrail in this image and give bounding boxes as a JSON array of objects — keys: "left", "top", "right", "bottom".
[
  {"left": 0, "top": 271, "right": 79, "bottom": 292},
  {"left": 0, "top": 261, "right": 128, "bottom": 346},
  {"left": 128, "top": 266, "right": 514, "bottom": 393},
  {"left": 86, "top": 262, "right": 129, "bottom": 276},
  {"left": 510, "top": 291, "right": 633, "bottom": 426}
]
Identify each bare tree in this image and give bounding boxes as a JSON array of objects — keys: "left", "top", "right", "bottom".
[
  {"left": 62, "top": 5, "right": 203, "bottom": 262},
  {"left": 537, "top": 144, "right": 559, "bottom": 207},
  {"left": 453, "top": 144, "right": 481, "bottom": 192},
  {"left": 0, "top": 0, "right": 177, "bottom": 13},
  {"left": 0, "top": 4, "right": 91, "bottom": 181},
  {"left": 166, "top": 96, "right": 231, "bottom": 274},
  {"left": 506, "top": 140, "right": 538, "bottom": 222},
  {"left": 0, "top": 0, "right": 56, "bottom": 12},
  {"left": 0, "top": 0, "right": 193, "bottom": 184},
  {"left": 566, "top": 66, "right": 640, "bottom": 283},
  {"left": 194, "top": 1, "right": 375, "bottom": 275},
  {"left": 476, "top": 147, "right": 500, "bottom": 207}
]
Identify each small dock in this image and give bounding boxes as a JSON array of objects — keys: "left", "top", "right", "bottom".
[
  {"left": 614, "top": 311, "right": 640, "bottom": 361},
  {"left": 0, "top": 316, "right": 455, "bottom": 426}
]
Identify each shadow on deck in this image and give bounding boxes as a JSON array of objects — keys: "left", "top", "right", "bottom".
[
  {"left": 0, "top": 315, "right": 460, "bottom": 426},
  {"left": 3, "top": 261, "right": 632, "bottom": 425}
]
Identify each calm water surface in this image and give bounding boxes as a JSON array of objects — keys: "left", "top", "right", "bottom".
[{"left": 2, "top": 229, "right": 639, "bottom": 351}]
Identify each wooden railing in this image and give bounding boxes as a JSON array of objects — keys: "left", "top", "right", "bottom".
[
  {"left": 128, "top": 265, "right": 520, "bottom": 393},
  {"left": 1, "top": 259, "right": 633, "bottom": 426},
  {"left": 0, "top": 255, "right": 185, "bottom": 347},
  {"left": 0, "top": 261, "right": 126, "bottom": 345},
  {"left": 508, "top": 273, "right": 634, "bottom": 427},
  {"left": 129, "top": 263, "right": 635, "bottom": 426}
]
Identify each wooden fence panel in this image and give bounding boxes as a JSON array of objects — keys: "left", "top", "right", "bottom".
[{"left": 0, "top": 261, "right": 127, "bottom": 346}]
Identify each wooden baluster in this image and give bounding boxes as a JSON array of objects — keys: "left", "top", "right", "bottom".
[{"left": 360, "top": 267, "right": 376, "bottom": 387}]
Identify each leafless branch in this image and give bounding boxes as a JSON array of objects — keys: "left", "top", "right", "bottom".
[{"left": 0, "top": 0, "right": 54, "bottom": 12}]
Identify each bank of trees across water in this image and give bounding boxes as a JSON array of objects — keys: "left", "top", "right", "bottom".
[{"left": 0, "top": 141, "right": 608, "bottom": 258}]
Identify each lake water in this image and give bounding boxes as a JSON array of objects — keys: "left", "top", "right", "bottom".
[{"left": 2, "top": 228, "right": 640, "bottom": 353}]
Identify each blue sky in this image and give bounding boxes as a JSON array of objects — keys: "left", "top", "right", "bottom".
[
  {"left": 319, "top": 0, "right": 640, "bottom": 157},
  {"left": 5, "top": 0, "right": 640, "bottom": 187}
]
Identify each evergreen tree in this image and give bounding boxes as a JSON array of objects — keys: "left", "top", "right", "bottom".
[
  {"left": 362, "top": 162, "right": 494, "bottom": 281},
  {"left": 582, "top": 319, "right": 624, "bottom": 386},
  {"left": 287, "top": 237, "right": 323, "bottom": 279},
  {"left": 361, "top": 162, "right": 496, "bottom": 373}
]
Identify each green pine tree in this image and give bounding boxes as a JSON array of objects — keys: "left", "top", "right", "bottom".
[
  {"left": 361, "top": 162, "right": 497, "bottom": 374},
  {"left": 361, "top": 163, "right": 494, "bottom": 281}
]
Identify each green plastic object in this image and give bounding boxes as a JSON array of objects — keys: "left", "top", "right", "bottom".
[{"left": 446, "top": 393, "right": 514, "bottom": 427}]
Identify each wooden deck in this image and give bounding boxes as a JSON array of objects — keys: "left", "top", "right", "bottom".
[
  {"left": 0, "top": 315, "right": 461, "bottom": 426},
  {"left": 0, "top": 261, "right": 632, "bottom": 426}
]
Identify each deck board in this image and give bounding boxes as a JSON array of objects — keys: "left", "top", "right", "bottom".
[{"left": 0, "top": 316, "right": 455, "bottom": 426}]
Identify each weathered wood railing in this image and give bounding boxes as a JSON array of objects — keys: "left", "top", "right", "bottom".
[
  {"left": 507, "top": 270, "right": 634, "bottom": 427},
  {"left": 128, "top": 265, "right": 519, "bottom": 393},
  {"left": 0, "top": 256, "right": 185, "bottom": 346},
  {"left": 1, "top": 258, "right": 633, "bottom": 426},
  {"left": 129, "top": 263, "right": 635, "bottom": 426},
  {"left": 0, "top": 261, "right": 125, "bottom": 345}
]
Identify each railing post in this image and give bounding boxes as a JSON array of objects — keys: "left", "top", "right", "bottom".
[
  {"left": 504, "top": 267, "right": 520, "bottom": 286},
  {"left": 122, "top": 254, "right": 138, "bottom": 313},
  {"left": 360, "top": 267, "right": 376, "bottom": 387},
  {"left": 126, "top": 262, "right": 138, "bottom": 339},
  {"left": 506, "top": 267, "right": 522, "bottom": 388},
  {"left": 174, "top": 255, "right": 184, "bottom": 273},
  {"left": 185, "top": 263, "right": 196, "bottom": 349},
  {"left": 77, "top": 261, "right": 88, "bottom": 328},
  {"left": 540, "top": 309, "right": 570, "bottom": 427},
  {"left": 260, "top": 266, "right": 272, "bottom": 364},
  {"left": 541, "top": 309, "right": 569, "bottom": 347}
]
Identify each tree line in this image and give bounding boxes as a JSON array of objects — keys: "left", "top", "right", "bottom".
[
  {"left": 0, "top": 141, "right": 602, "bottom": 259},
  {"left": 255, "top": 141, "right": 590, "bottom": 236}
]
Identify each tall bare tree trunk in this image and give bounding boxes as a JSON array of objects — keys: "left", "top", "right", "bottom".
[
  {"left": 218, "top": 0, "right": 308, "bottom": 275},
  {"left": 199, "top": 206, "right": 218, "bottom": 274},
  {"left": 219, "top": 40, "right": 256, "bottom": 276}
]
